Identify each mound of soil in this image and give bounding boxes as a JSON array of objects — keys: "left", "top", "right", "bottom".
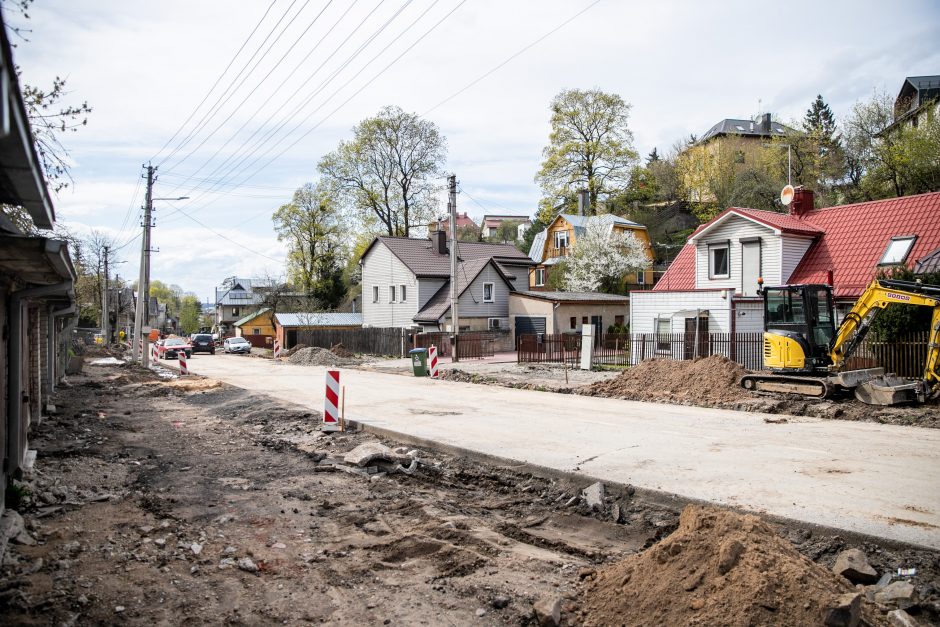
[
  {"left": 576, "top": 505, "right": 882, "bottom": 627},
  {"left": 287, "top": 346, "right": 361, "bottom": 367},
  {"left": 581, "top": 355, "right": 749, "bottom": 405},
  {"left": 283, "top": 343, "right": 307, "bottom": 358},
  {"left": 330, "top": 343, "right": 356, "bottom": 358}
]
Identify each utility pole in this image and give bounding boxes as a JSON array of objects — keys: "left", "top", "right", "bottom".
[
  {"left": 448, "top": 174, "right": 459, "bottom": 363},
  {"left": 133, "top": 164, "right": 155, "bottom": 364},
  {"left": 102, "top": 245, "right": 110, "bottom": 344}
]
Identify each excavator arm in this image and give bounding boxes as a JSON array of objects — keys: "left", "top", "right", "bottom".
[{"left": 830, "top": 279, "right": 940, "bottom": 393}]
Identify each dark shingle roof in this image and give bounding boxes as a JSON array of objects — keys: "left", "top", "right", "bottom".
[
  {"left": 414, "top": 258, "right": 513, "bottom": 323},
  {"left": 700, "top": 118, "right": 793, "bottom": 143},
  {"left": 512, "top": 291, "right": 630, "bottom": 303},
  {"left": 366, "top": 236, "right": 531, "bottom": 278}
]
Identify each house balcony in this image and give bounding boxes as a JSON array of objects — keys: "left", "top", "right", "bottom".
[{"left": 545, "top": 246, "right": 570, "bottom": 260}]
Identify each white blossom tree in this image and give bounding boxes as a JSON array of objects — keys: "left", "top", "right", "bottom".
[{"left": 563, "top": 223, "right": 650, "bottom": 292}]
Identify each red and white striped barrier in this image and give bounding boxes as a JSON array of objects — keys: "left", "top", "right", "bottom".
[
  {"left": 273, "top": 339, "right": 282, "bottom": 360},
  {"left": 178, "top": 351, "right": 189, "bottom": 376},
  {"left": 428, "top": 345, "right": 439, "bottom": 378},
  {"left": 322, "top": 370, "right": 341, "bottom": 432},
  {"left": 138, "top": 338, "right": 143, "bottom": 360}
]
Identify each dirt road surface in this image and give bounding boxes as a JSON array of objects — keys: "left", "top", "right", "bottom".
[
  {"left": 185, "top": 355, "right": 940, "bottom": 549},
  {"left": 3, "top": 361, "right": 939, "bottom": 625}
]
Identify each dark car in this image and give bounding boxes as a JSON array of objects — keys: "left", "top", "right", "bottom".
[{"left": 191, "top": 333, "right": 216, "bottom": 354}]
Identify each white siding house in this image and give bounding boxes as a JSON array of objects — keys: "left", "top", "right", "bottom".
[{"left": 361, "top": 241, "right": 420, "bottom": 328}]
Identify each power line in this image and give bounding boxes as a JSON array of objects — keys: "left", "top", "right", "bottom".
[
  {"left": 161, "top": 201, "right": 285, "bottom": 264},
  {"left": 171, "top": 0, "right": 464, "bottom": 215},
  {"left": 157, "top": 0, "right": 304, "bottom": 170},
  {"left": 163, "top": 0, "right": 411, "bottom": 207},
  {"left": 149, "top": 0, "right": 278, "bottom": 163},
  {"left": 160, "top": 0, "right": 431, "bottom": 220},
  {"left": 423, "top": 0, "right": 602, "bottom": 117}
]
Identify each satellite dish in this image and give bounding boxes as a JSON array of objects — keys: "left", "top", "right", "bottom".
[{"left": 780, "top": 184, "right": 795, "bottom": 206}]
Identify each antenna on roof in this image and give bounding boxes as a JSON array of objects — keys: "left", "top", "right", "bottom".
[{"left": 780, "top": 184, "right": 795, "bottom": 206}]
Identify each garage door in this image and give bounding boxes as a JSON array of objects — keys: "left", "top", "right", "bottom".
[{"left": 514, "top": 316, "right": 546, "bottom": 340}]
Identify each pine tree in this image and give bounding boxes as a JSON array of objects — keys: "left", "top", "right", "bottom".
[
  {"left": 646, "top": 147, "right": 660, "bottom": 165},
  {"left": 803, "top": 94, "right": 839, "bottom": 144}
]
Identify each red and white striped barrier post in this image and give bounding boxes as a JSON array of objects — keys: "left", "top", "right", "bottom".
[
  {"left": 428, "top": 344, "right": 439, "bottom": 379},
  {"left": 138, "top": 338, "right": 143, "bottom": 360},
  {"left": 273, "top": 339, "right": 282, "bottom": 361},
  {"left": 322, "top": 370, "right": 341, "bottom": 432},
  {"left": 178, "top": 351, "right": 189, "bottom": 376}
]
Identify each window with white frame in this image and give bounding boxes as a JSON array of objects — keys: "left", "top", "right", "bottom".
[
  {"left": 535, "top": 268, "right": 545, "bottom": 286},
  {"left": 656, "top": 317, "right": 671, "bottom": 352},
  {"left": 554, "top": 230, "right": 570, "bottom": 249},
  {"left": 400, "top": 284, "right": 407, "bottom": 301},
  {"left": 636, "top": 270, "right": 645, "bottom": 285},
  {"left": 708, "top": 241, "right": 730, "bottom": 279},
  {"left": 372, "top": 286, "right": 379, "bottom": 302},
  {"left": 388, "top": 286, "right": 396, "bottom": 303},
  {"left": 483, "top": 282, "right": 494, "bottom": 302},
  {"left": 879, "top": 235, "right": 917, "bottom": 265}
]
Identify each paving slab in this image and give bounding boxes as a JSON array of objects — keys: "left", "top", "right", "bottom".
[{"left": 185, "top": 355, "right": 940, "bottom": 549}]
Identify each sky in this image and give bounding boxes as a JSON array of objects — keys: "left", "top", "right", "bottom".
[{"left": 9, "top": 0, "right": 940, "bottom": 301}]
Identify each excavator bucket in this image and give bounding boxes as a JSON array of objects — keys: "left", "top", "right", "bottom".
[{"left": 854, "top": 375, "right": 922, "bottom": 406}]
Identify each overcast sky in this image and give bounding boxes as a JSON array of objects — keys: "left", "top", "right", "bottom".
[{"left": 9, "top": 0, "right": 940, "bottom": 301}]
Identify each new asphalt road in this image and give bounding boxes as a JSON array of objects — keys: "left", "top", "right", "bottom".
[{"left": 183, "top": 354, "right": 940, "bottom": 549}]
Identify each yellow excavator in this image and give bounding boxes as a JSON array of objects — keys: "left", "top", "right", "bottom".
[{"left": 740, "top": 278, "right": 940, "bottom": 405}]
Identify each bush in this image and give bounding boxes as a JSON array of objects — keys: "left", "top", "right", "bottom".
[{"left": 870, "top": 267, "right": 940, "bottom": 341}]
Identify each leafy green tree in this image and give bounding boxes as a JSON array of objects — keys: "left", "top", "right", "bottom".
[
  {"left": 535, "top": 88, "right": 639, "bottom": 213},
  {"left": 520, "top": 213, "right": 550, "bottom": 256},
  {"left": 871, "top": 267, "right": 940, "bottom": 341},
  {"left": 622, "top": 166, "right": 658, "bottom": 203},
  {"left": 178, "top": 295, "right": 203, "bottom": 335},
  {"left": 487, "top": 220, "right": 522, "bottom": 244},
  {"left": 318, "top": 106, "right": 446, "bottom": 236},
  {"left": 729, "top": 169, "right": 779, "bottom": 211},
  {"left": 272, "top": 183, "right": 345, "bottom": 295}
]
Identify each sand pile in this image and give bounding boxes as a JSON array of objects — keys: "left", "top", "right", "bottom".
[
  {"left": 283, "top": 343, "right": 308, "bottom": 358},
  {"left": 577, "top": 505, "right": 881, "bottom": 627},
  {"left": 581, "top": 355, "right": 749, "bottom": 405},
  {"left": 287, "top": 347, "right": 361, "bottom": 367}
]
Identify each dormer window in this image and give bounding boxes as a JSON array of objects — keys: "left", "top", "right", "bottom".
[
  {"left": 879, "top": 236, "right": 917, "bottom": 265},
  {"left": 708, "top": 241, "right": 730, "bottom": 279},
  {"left": 554, "top": 230, "right": 569, "bottom": 249}
]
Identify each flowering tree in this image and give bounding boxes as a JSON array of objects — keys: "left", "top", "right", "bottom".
[{"left": 563, "top": 222, "right": 650, "bottom": 292}]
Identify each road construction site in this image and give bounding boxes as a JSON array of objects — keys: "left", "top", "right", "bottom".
[{"left": 1, "top": 353, "right": 938, "bottom": 625}]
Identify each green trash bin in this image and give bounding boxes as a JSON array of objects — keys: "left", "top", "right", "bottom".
[{"left": 409, "top": 348, "right": 429, "bottom": 377}]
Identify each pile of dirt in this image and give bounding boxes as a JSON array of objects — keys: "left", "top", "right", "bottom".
[
  {"left": 576, "top": 505, "right": 882, "bottom": 627},
  {"left": 287, "top": 346, "right": 361, "bottom": 367},
  {"left": 283, "top": 343, "right": 307, "bottom": 358},
  {"left": 329, "top": 343, "right": 356, "bottom": 358},
  {"left": 580, "top": 355, "right": 749, "bottom": 405}
]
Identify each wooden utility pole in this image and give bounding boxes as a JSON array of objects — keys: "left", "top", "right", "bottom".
[
  {"left": 102, "top": 245, "right": 110, "bottom": 344},
  {"left": 133, "top": 164, "right": 155, "bottom": 364},
  {"left": 448, "top": 174, "right": 459, "bottom": 363}
]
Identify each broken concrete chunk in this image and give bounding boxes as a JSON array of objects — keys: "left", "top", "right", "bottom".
[
  {"left": 887, "top": 608, "right": 920, "bottom": 627},
  {"left": 823, "top": 592, "right": 861, "bottom": 627},
  {"left": 833, "top": 548, "right": 879, "bottom": 584},
  {"left": 343, "top": 443, "right": 396, "bottom": 467},
  {"left": 237, "top": 557, "right": 259, "bottom": 573},
  {"left": 875, "top": 581, "right": 915, "bottom": 605},
  {"left": 190, "top": 543, "right": 203, "bottom": 556},
  {"left": 532, "top": 596, "right": 562, "bottom": 627},
  {"left": 1, "top": 510, "right": 36, "bottom": 547},
  {"left": 581, "top": 482, "right": 605, "bottom": 511}
]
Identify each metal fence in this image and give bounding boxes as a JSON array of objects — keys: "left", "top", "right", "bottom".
[
  {"left": 295, "top": 327, "right": 409, "bottom": 357},
  {"left": 845, "top": 332, "right": 930, "bottom": 378},
  {"left": 413, "top": 331, "right": 501, "bottom": 360}
]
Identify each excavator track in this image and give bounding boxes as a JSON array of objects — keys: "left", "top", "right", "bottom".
[{"left": 739, "top": 374, "right": 831, "bottom": 398}]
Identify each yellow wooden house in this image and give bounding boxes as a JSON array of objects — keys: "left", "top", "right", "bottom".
[{"left": 526, "top": 213, "right": 657, "bottom": 290}]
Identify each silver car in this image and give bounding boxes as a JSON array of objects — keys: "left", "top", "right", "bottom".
[{"left": 223, "top": 337, "right": 251, "bottom": 354}]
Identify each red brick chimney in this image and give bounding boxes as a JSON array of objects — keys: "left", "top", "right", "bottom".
[{"left": 789, "top": 187, "right": 814, "bottom": 217}]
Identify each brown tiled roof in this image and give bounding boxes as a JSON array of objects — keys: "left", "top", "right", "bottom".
[{"left": 367, "top": 236, "right": 531, "bottom": 278}]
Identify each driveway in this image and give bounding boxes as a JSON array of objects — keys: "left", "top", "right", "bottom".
[{"left": 185, "top": 354, "right": 940, "bottom": 549}]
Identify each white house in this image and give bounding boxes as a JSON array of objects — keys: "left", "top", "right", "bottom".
[
  {"left": 631, "top": 189, "right": 940, "bottom": 362},
  {"left": 360, "top": 231, "right": 534, "bottom": 331}
]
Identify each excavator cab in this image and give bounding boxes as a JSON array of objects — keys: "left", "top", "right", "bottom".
[{"left": 761, "top": 284, "right": 835, "bottom": 374}]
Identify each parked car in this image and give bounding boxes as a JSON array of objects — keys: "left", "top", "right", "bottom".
[
  {"left": 191, "top": 333, "right": 216, "bottom": 354},
  {"left": 223, "top": 337, "right": 251, "bottom": 354},
  {"left": 155, "top": 337, "right": 192, "bottom": 360}
]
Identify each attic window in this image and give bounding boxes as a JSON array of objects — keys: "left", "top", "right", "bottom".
[
  {"left": 879, "top": 236, "right": 917, "bottom": 265},
  {"left": 734, "top": 125, "right": 745, "bottom": 131}
]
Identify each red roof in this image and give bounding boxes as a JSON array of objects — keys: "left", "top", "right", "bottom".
[{"left": 653, "top": 192, "right": 940, "bottom": 297}]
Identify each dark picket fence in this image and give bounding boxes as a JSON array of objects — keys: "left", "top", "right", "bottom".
[
  {"left": 844, "top": 332, "right": 930, "bottom": 378},
  {"left": 295, "top": 327, "right": 408, "bottom": 357},
  {"left": 413, "top": 331, "right": 500, "bottom": 360}
]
